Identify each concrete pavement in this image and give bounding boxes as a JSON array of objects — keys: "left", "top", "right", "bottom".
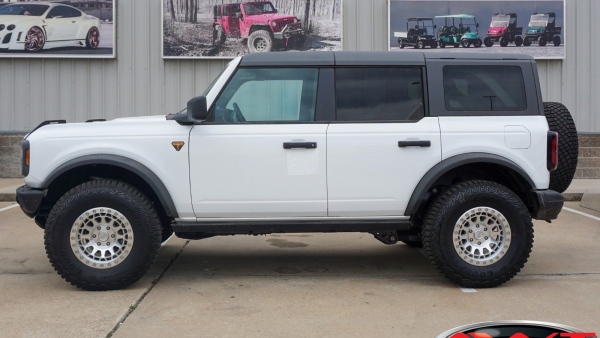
[{"left": 1, "top": 200, "right": 599, "bottom": 337}]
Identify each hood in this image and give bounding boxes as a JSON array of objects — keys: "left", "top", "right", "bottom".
[
  {"left": 0, "top": 15, "right": 39, "bottom": 26},
  {"left": 462, "top": 32, "right": 479, "bottom": 39},
  {"left": 527, "top": 26, "right": 545, "bottom": 33},
  {"left": 110, "top": 115, "right": 167, "bottom": 123},
  {"left": 487, "top": 27, "right": 506, "bottom": 36},
  {"left": 255, "top": 13, "right": 296, "bottom": 21}
]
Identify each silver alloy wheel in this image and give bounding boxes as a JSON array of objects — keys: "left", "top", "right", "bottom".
[
  {"left": 69, "top": 208, "right": 134, "bottom": 269},
  {"left": 453, "top": 207, "right": 511, "bottom": 266}
]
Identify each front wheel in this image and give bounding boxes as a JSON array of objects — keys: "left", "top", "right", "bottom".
[
  {"left": 247, "top": 30, "right": 273, "bottom": 53},
  {"left": 439, "top": 40, "right": 446, "bottom": 48},
  {"left": 484, "top": 37, "right": 494, "bottom": 47},
  {"left": 85, "top": 27, "right": 100, "bottom": 49},
  {"left": 44, "top": 180, "right": 162, "bottom": 290},
  {"left": 473, "top": 39, "right": 482, "bottom": 48},
  {"left": 422, "top": 180, "right": 533, "bottom": 288},
  {"left": 25, "top": 26, "right": 45, "bottom": 52}
]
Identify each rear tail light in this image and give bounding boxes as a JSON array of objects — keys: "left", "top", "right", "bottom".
[
  {"left": 22, "top": 140, "right": 30, "bottom": 177},
  {"left": 547, "top": 131, "right": 558, "bottom": 171}
]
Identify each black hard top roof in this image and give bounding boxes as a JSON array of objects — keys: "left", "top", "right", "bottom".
[
  {"left": 239, "top": 51, "right": 533, "bottom": 67},
  {"left": 493, "top": 13, "right": 517, "bottom": 18}
]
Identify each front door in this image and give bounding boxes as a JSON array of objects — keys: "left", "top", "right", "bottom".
[{"left": 189, "top": 67, "right": 327, "bottom": 218}]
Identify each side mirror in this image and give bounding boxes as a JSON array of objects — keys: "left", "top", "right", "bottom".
[{"left": 188, "top": 96, "right": 209, "bottom": 121}]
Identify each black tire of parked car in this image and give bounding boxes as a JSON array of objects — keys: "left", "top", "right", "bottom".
[
  {"left": 500, "top": 36, "right": 509, "bottom": 47},
  {"left": 44, "top": 180, "right": 162, "bottom": 291},
  {"left": 544, "top": 102, "right": 579, "bottom": 193},
  {"left": 483, "top": 37, "right": 494, "bottom": 47},
  {"left": 422, "top": 180, "right": 533, "bottom": 288},
  {"left": 248, "top": 30, "right": 273, "bottom": 53}
]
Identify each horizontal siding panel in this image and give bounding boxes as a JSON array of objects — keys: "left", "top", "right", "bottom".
[{"left": 0, "top": 0, "right": 597, "bottom": 132}]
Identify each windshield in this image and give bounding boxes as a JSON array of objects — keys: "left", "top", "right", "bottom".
[
  {"left": 243, "top": 3, "right": 276, "bottom": 15},
  {"left": 529, "top": 15, "right": 549, "bottom": 26},
  {"left": 490, "top": 18, "right": 509, "bottom": 27},
  {"left": 0, "top": 4, "right": 49, "bottom": 16}
]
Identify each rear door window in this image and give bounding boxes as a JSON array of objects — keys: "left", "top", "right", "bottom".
[{"left": 443, "top": 66, "right": 527, "bottom": 111}]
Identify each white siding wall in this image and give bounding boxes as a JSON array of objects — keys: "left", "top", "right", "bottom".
[{"left": 0, "top": 0, "right": 597, "bottom": 132}]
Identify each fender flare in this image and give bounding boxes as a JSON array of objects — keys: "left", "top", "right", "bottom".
[
  {"left": 404, "top": 153, "right": 536, "bottom": 216},
  {"left": 41, "top": 154, "right": 179, "bottom": 218}
]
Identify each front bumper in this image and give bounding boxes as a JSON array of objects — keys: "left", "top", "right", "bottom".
[
  {"left": 273, "top": 24, "right": 304, "bottom": 40},
  {"left": 16, "top": 185, "right": 45, "bottom": 218},
  {"left": 530, "top": 189, "right": 564, "bottom": 221}
]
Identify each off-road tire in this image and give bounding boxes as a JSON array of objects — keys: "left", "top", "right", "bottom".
[
  {"left": 484, "top": 37, "right": 494, "bottom": 47},
  {"left": 422, "top": 180, "right": 533, "bottom": 288},
  {"left": 523, "top": 37, "right": 532, "bottom": 46},
  {"left": 544, "top": 102, "right": 579, "bottom": 193},
  {"left": 515, "top": 36, "right": 523, "bottom": 46},
  {"left": 553, "top": 35, "right": 561, "bottom": 46},
  {"left": 44, "top": 180, "right": 162, "bottom": 291},
  {"left": 500, "top": 36, "right": 509, "bottom": 47},
  {"left": 248, "top": 30, "right": 273, "bottom": 53},
  {"left": 474, "top": 39, "right": 482, "bottom": 48},
  {"left": 417, "top": 40, "right": 424, "bottom": 49}
]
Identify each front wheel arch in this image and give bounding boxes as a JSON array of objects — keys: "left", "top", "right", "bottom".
[{"left": 41, "top": 155, "right": 179, "bottom": 220}]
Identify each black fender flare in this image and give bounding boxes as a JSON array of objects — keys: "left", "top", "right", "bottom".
[
  {"left": 41, "top": 154, "right": 179, "bottom": 218},
  {"left": 404, "top": 153, "right": 536, "bottom": 216}
]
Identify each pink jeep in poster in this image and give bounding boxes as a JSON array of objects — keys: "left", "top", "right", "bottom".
[{"left": 213, "top": 1, "right": 305, "bottom": 53}]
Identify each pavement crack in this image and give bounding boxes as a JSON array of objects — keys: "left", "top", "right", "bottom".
[{"left": 105, "top": 240, "right": 190, "bottom": 338}]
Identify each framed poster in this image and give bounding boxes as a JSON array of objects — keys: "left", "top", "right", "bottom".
[
  {"left": 162, "top": 0, "right": 342, "bottom": 59},
  {"left": 0, "top": 0, "right": 116, "bottom": 58},
  {"left": 388, "top": 0, "right": 565, "bottom": 60}
]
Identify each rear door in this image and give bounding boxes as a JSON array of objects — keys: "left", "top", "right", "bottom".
[
  {"left": 189, "top": 67, "right": 328, "bottom": 218},
  {"left": 327, "top": 67, "right": 441, "bottom": 216}
]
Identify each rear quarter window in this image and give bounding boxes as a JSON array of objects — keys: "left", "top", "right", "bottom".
[{"left": 443, "top": 66, "right": 527, "bottom": 112}]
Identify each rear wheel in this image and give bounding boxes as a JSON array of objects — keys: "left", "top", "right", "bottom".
[
  {"left": 553, "top": 35, "right": 561, "bottom": 46},
  {"left": 24, "top": 26, "right": 45, "bottom": 52},
  {"left": 439, "top": 40, "right": 446, "bottom": 48},
  {"left": 422, "top": 180, "right": 533, "bottom": 288},
  {"left": 474, "top": 39, "right": 482, "bottom": 48},
  {"left": 85, "top": 27, "right": 100, "bottom": 49},
  {"left": 515, "top": 36, "right": 524, "bottom": 46},
  {"left": 500, "top": 36, "right": 509, "bottom": 47},
  {"left": 544, "top": 102, "right": 579, "bottom": 193},
  {"left": 417, "top": 40, "right": 425, "bottom": 49},
  {"left": 523, "top": 37, "right": 532, "bottom": 46},
  {"left": 539, "top": 36, "right": 547, "bottom": 46},
  {"left": 44, "top": 180, "right": 162, "bottom": 290}
]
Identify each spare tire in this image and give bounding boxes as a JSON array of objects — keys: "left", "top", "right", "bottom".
[{"left": 544, "top": 102, "right": 578, "bottom": 193}]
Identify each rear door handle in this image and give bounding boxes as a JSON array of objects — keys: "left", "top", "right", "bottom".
[
  {"left": 283, "top": 142, "right": 317, "bottom": 149},
  {"left": 398, "top": 140, "right": 431, "bottom": 148}
]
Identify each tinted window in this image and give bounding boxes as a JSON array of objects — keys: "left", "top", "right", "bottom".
[
  {"left": 63, "top": 7, "right": 82, "bottom": 18},
  {"left": 443, "top": 66, "right": 527, "bottom": 111},
  {"left": 335, "top": 68, "right": 424, "bottom": 122},
  {"left": 213, "top": 68, "right": 318, "bottom": 123},
  {"left": 47, "top": 6, "right": 80, "bottom": 18},
  {"left": 0, "top": 5, "right": 49, "bottom": 16}
]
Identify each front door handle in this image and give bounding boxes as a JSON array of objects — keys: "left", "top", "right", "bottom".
[
  {"left": 398, "top": 140, "right": 431, "bottom": 148},
  {"left": 283, "top": 142, "right": 317, "bottom": 149}
]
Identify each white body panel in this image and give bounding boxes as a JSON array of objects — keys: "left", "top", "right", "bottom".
[
  {"left": 189, "top": 124, "right": 329, "bottom": 218},
  {"left": 327, "top": 118, "right": 442, "bottom": 216},
  {"left": 24, "top": 116, "right": 196, "bottom": 218},
  {"left": 439, "top": 116, "right": 550, "bottom": 189},
  {"left": 394, "top": 32, "right": 408, "bottom": 38}
]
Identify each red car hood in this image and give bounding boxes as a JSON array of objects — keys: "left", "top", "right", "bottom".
[{"left": 488, "top": 27, "right": 506, "bottom": 36}]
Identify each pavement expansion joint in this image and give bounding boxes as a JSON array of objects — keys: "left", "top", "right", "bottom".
[{"left": 105, "top": 240, "right": 190, "bottom": 338}]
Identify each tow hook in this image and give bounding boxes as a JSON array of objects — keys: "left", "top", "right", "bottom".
[{"left": 372, "top": 231, "right": 399, "bottom": 245}]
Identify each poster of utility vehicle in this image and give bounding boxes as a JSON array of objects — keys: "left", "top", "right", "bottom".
[
  {"left": 388, "top": 0, "right": 564, "bottom": 59},
  {"left": 0, "top": 0, "right": 115, "bottom": 58},
  {"left": 162, "top": 0, "right": 341, "bottom": 58}
]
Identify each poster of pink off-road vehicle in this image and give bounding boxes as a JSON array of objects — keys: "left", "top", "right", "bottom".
[{"left": 162, "top": 0, "right": 341, "bottom": 58}]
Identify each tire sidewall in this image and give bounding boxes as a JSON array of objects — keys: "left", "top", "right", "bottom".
[{"left": 46, "top": 183, "right": 159, "bottom": 287}]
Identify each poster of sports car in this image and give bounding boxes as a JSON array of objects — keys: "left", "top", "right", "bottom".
[
  {"left": 162, "top": 0, "right": 341, "bottom": 59},
  {"left": 388, "top": 0, "right": 564, "bottom": 60},
  {"left": 0, "top": 0, "right": 115, "bottom": 58}
]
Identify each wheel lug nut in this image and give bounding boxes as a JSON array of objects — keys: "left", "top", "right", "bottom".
[
  {"left": 107, "top": 242, "right": 110, "bottom": 245},
  {"left": 111, "top": 234, "right": 115, "bottom": 238},
  {"left": 476, "top": 225, "right": 479, "bottom": 228},
  {"left": 107, "top": 227, "right": 110, "bottom": 230},
  {"left": 92, "top": 234, "right": 96, "bottom": 238},
  {"left": 97, "top": 227, "right": 101, "bottom": 230},
  {"left": 485, "top": 236, "right": 488, "bottom": 240},
  {"left": 478, "top": 242, "right": 481, "bottom": 245},
  {"left": 469, "top": 238, "right": 473, "bottom": 242},
  {"left": 97, "top": 242, "right": 101, "bottom": 246},
  {"left": 484, "top": 228, "right": 487, "bottom": 231},
  {"left": 469, "top": 230, "right": 473, "bottom": 233}
]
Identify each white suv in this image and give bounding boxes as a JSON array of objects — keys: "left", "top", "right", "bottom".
[{"left": 16, "top": 52, "right": 578, "bottom": 290}]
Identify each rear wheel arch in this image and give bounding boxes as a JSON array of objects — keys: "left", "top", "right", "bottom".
[
  {"left": 40, "top": 155, "right": 179, "bottom": 222},
  {"left": 405, "top": 153, "right": 536, "bottom": 219}
]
